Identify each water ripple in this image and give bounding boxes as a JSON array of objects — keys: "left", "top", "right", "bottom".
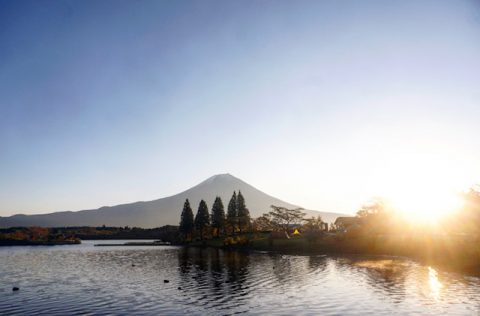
[{"left": 1, "top": 242, "right": 479, "bottom": 315}]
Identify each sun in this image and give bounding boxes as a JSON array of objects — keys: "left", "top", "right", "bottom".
[
  {"left": 372, "top": 154, "right": 466, "bottom": 223},
  {"left": 386, "top": 185, "right": 462, "bottom": 222}
]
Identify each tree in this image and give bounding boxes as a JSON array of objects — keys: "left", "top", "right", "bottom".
[
  {"left": 304, "top": 216, "right": 324, "bottom": 231},
  {"left": 267, "top": 205, "right": 306, "bottom": 238},
  {"left": 456, "top": 186, "right": 480, "bottom": 236},
  {"left": 252, "top": 214, "right": 275, "bottom": 232},
  {"left": 211, "top": 196, "right": 226, "bottom": 237},
  {"left": 195, "top": 199, "right": 210, "bottom": 240},
  {"left": 356, "top": 198, "right": 394, "bottom": 234},
  {"left": 227, "top": 191, "right": 237, "bottom": 235},
  {"left": 179, "top": 199, "right": 194, "bottom": 241},
  {"left": 303, "top": 215, "right": 325, "bottom": 242},
  {"left": 237, "top": 191, "right": 251, "bottom": 233},
  {"left": 356, "top": 198, "right": 387, "bottom": 218}
]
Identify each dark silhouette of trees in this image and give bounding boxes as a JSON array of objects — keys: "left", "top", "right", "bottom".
[
  {"left": 304, "top": 216, "right": 324, "bottom": 231},
  {"left": 252, "top": 214, "right": 275, "bottom": 231},
  {"left": 304, "top": 215, "right": 325, "bottom": 242},
  {"left": 178, "top": 192, "right": 252, "bottom": 241},
  {"left": 455, "top": 186, "right": 480, "bottom": 236},
  {"left": 356, "top": 198, "right": 394, "bottom": 234},
  {"left": 266, "top": 205, "right": 306, "bottom": 237},
  {"left": 0, "top": 227, "right": 81, "bottom": 245},
  {"left": 237, "top": 191, "right": 251, "bottom": 233},
  {"left": 227, "top": 191, "right": 237, "bottom": 234},
  {"left": 211, "top": 196, "right": 226, "bottom": 237},
  {"left": 179, "top": 199, "right": 194, "bottom": 241},
  {"left": 195, "top": 200, "right": 210, "bottom": 240},
  {"left": 356, "top": 198, "right": 387, "bottom": 218}
]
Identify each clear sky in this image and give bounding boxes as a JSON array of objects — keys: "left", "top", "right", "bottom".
[{"left": 1, "top": 0, "right": 480, "bottom": 216}]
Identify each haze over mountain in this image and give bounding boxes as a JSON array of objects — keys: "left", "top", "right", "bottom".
[{"left": 0, "top": 174, "right": 346, "bottom": 228}]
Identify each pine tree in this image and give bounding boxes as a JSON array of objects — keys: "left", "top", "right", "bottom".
[
  {"left": 211, "top": 196, "right": 226, "bottom": 237},
  {"left": 179, "top": 199, "right": 194, "bottom": 241},
  {"left": 227, "top": 191, "right": 237, "bottom": 235},
  {"left": 237, "top": 191, "right": 251, "bottom": 233},
  {"left": 194, "top": 199, "right": 210, "bottom": 240}
]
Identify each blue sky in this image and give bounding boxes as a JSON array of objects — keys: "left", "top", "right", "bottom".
[{"left": 1, "top": 0, "right": 480, "bottom": 216}]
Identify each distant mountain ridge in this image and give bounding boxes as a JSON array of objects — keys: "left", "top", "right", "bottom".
[{"left": 0, "top": 174, "right": 347, "bottom": 228}]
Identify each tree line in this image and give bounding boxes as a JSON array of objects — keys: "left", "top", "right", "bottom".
[
  {"left": 179, "top": 191, "right": 251, "bottom": 241},
  {"left": 179, "top": 191, "right": 329, "bottom": 242}
]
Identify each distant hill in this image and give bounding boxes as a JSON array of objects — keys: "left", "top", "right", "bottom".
[{"left": 0, "top": 174, "right": 347, "bottom": 228}]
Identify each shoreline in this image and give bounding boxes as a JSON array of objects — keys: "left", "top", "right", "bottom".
[
  {"left": 185, "top": 235, "right": 480, "bottom": 276},
  {"left": 94, "top": 241, "right": 171, "bottom": 246},
  {"left": 0, "top": 240, "right": 81, "bottom": 246}
]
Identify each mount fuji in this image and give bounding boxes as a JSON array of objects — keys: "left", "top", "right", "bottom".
[{"left": 0, "top": 174, "right": 346, "bottom": 228}]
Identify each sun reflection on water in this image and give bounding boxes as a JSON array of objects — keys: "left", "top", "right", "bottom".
[{"left": 428, "top": 266, "right": 442, "bottom": 300}]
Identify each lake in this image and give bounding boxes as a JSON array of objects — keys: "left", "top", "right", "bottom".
[{"left": 1, "top": 240, "right": 479, "bottom": 315}]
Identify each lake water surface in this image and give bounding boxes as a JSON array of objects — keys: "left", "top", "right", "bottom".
[{"left": 1, "top": 240, "right": 479, "bottom": 315}]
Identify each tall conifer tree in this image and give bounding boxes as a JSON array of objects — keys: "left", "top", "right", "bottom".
[
  {"left": 179, "top": 199, "right": 194, "bottom": 241},
  {"left": 237, "top": 191, "right": 251, "bottom": 233},
  {"left": 211, "top": 196, "right": 226, "bottom": 237},
  {"left": 194, "top": 199, "right": 210, "bottom": 240},
  {"left": 227, "top": 191, "right": 237, "bottom": 235}
]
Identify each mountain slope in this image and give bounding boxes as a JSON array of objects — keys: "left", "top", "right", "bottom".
[{"left": 0, "top": 174, "right": 346, "bottom": 228}]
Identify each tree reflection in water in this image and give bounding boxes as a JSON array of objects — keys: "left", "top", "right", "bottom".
[
  {"left": 2, "top": 245, "right": 480, "bottom": 315},
  {"left": 175, "top": 249, "right": 480, "bottom": 314}
]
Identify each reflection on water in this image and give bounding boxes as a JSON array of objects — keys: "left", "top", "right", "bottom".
[
  {"left": 349, "top": 258, "right": 408, "bottom": 303},
  {"left": 428, "top": 266, "right": 442, "bottom": 301},
  {"left": 0, "top": 242, "right": 479, "bottom": 315}
]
